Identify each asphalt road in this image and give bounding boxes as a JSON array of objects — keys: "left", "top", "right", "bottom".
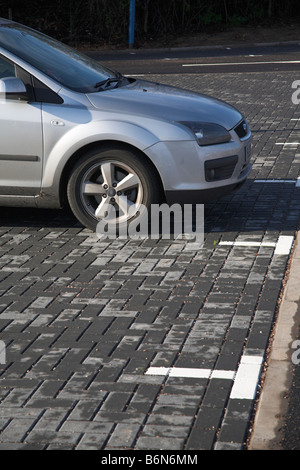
[
  {"left": 87, "top": 42, "right": 300, "bottom": 74},
  {"left": 0, "top": 41, "right": 299, "bottom": 451}
]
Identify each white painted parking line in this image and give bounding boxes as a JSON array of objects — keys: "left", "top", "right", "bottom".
[
  {"left": 274, "top": 235, "right": 294, "bottom": 255},
  {"left": 219, "top": 235, "right": 294, "bottom": 256},
  {"left": 146, "top": 355, "right": 263, "bottom": 400},
  {"left": 254, "top": 179, "right": 297, "bottom": 184},
  {"left": 219, "top": 241, "right": 276, "bottom": 248},
  {"left": 275, "top": 142, "right": 300, "bottom": 145},
  {"left": 230, "top": 355, "right": 263, "bottom": 400},
  {"left": 169, "top": 368, "right": 211, "bottom": 379},
  {"left": 211, "top": 370, "right": 236, "bottom": 380},
  {"left": 145, "top": 366, "right": 235, "bottom": 380},
  {"left": 145, "top": 367, "right": 170, "bottom": 376},
  {"left": 182, "top": 60, "right": 300, "bottom": 67}
]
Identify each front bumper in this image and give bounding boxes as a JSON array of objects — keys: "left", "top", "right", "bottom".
[
  {"left": 165, "top": 177, "right": 249, "bottom": 204},
  {"left": 145, "top": 123, "right": 252, "bottom": 203}
]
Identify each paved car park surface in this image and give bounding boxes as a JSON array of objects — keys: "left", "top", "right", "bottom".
[{"left": 0, "top": 49, "right": 300, "bottom": 450}]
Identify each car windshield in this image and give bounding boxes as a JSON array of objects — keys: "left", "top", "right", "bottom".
[{"left": 0, "top": 22, "right": 118, "bottom": 93}]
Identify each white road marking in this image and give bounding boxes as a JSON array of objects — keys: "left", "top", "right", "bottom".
[
  {"left": 219, "top": 241, "right": 276, "bottom": 248},
  {"left": 230, "top": 355, "right": 263, "bottom": 400},
  {"left": 145, "top": 366, "right": 234, "bottom": 380},
  {"left": 211, "top": 370, "right": 236, "bottom": 380},
  {"left": 254, "top": 179, "right": 297, "bottom": 183},
  {"left": 219, "top": 235, "right": 294, "bottom": 256},
  {"left": 169, "top": 368, "right": 211, "bottom": 379},
  {"left": 274, "top": 235, "right": 294, "bottom": 255},
  {"left": 145, "top": 367, "right": 170, "bottom": 376},
  {"left": 275, "top": 142, "right": 300, "bottom": 145},
  {"left": 182, "top": 60, "right": 300, "bottom": 67},
  {"left": 145, "top": 355, "right": 264, "bottom": 400}
]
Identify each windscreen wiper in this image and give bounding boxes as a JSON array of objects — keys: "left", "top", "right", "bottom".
[{"left": 95, "top": 73, "right": 125, "bottom": 90}]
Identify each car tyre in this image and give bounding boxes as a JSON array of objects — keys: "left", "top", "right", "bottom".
[{"left": 67, "top": 145, "right": 160, "bottom": 232}]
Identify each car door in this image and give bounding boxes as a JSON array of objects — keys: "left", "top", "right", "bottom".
[{"left": 0, "top": 55, "right": 43, "bottom": 196}]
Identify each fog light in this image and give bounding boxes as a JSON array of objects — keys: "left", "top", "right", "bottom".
[
  {"left": 204, "top": 155, "right": 238, "bottom": 182},
  {"left": 209, "top": 169, "right": 215, "bottom": 180}
]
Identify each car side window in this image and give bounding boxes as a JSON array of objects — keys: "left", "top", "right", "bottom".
[
  {"left": 0, "top": 54, "right": 62, "bottom": 104},
  {"left": 0, "top": 55, "right": 16, "bottom": 78}
]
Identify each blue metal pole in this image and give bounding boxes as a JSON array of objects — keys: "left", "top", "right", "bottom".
[{"left": 129, "top": 0, "right": 136, "bottom": 48}]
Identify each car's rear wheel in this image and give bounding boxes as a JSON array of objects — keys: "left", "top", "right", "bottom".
[{"left": 67, "top": 145, "right": 160, "bottom": 232}]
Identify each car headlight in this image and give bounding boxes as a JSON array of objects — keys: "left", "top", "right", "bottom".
[{"left": 179, "top": 121, "right": 231, "bottom": 146}]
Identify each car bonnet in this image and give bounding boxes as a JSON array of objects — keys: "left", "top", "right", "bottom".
[{"left": 86, "top": 79, "right": 243, "bottom": 131}]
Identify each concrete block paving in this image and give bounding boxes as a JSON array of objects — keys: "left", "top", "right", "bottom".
[{"left": 0, "top": 70, "right": 299, "bottom": 450}]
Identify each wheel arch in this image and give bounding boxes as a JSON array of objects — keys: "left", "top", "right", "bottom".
[{"left": 59, "top": 140, "right": 165, "bottom": 208}]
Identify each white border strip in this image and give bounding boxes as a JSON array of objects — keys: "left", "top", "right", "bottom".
[
  {"left": 182, "top": 60, "right": 300, "bottom": 67},
  {"left": 230, "top": 355, "right": 263, "bottom": 400},
  {"left": 145, "top": 367, "right": 170, "bottom": 376},
  {"left": 274, "top": 235, "right": 294, "bottom": 255},
  {"left": 170, "top": 368, "right": 211, "bottom": 379},
  {"left": 145, "top": 366, "right": 235, "bottom": 380},
  {"left": 254, "top": 179, "right": 297, "bottom": 184},
  {"left": 219, "top": 235, "right": 294, "bottom": 256},
  {"left": 275, "top": 142, "right": 299, "bottom": 146},
  {"left": 211, "top": 370, "right": 236, "bottom": 380},
  {"left": 145, "top": 355, "right": 263, "bottom": 400},
  {"left": 219, "top": 241, "right": 275, "bottom": 248}
]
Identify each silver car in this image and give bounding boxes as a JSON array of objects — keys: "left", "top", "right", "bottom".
[{"left": 0, "top": 19, "right": 251, "bottom": 231}]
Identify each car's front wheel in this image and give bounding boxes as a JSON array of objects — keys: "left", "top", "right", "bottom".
[{"left": 67, "top": 145, "right": 160, "bottom": 232}]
